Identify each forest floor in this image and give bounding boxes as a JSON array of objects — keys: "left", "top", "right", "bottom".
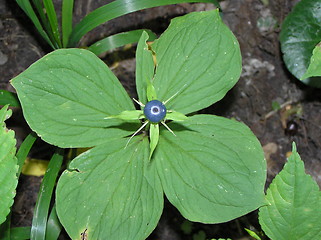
[{"left": 1, "top": 0, "right": 321, "bottom": 239}]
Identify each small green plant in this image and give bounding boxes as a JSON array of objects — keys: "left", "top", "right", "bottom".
[
  {"left": 258, "top": 143, "right": 321, "bottom": 240},
  {"left": 9, "top": 10, "right": 267, "bottom": 239},
  {"left": 222, "top": 143, "right": 321, "bottom": 240},
  {"left": 280, "top": 0, "right": 321, "bottom": 88},
  {"left": 1, "top": 0, "right": 221, "bottom": 107},
  {"left": 16, "top": 0, "right": 220, "bottom": 52}
]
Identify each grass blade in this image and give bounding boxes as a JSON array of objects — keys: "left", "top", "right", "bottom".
[
  {"left": 0, "top": 90, "right": 20, "bottom": 107},
  {"left": 31, "top": 149, "right": 63, "bottom": 240},
  {"left": 88, "top": 29, "right": 157, "bottom": 55},
  {"left": 68, "top": 0, "right": 220, "bottom": 47},
  {"left": 11, "top": 227, "right": 31, "bottom": 240},
  {"left": 15, "top": 0, "right": 55, "bottom": 49},
  {"left": 45, "top": 205, "right": 62, "bottom": 240},
  {"left": 43, "top": 0, "right": 62, "bottom": 48},
  {"left": 62, "top": 0, "right": 74, "bottom": 47},
  {"left": 16, "top": 132, "right": 37, "bottom": 178},
  {"left": 31, "top": 0, "right": 59, "bottom": 49}
]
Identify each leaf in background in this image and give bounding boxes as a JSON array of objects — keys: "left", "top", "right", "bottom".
[
  {"left": 0, "top": 105, "right": 18, "bottom": 225},
  {"left": 43, "top": 0, "right": 62, "bottom": 48},
  {"left": 31, "top": 150, "right": 63, "bottom": 240},
  {"left": 301, "top": 43, "right": 321, "bottom": 79},
  {"left": 155, "top": 115, "right": 266, "bottom": 223},
  {"left": 62, "top": 0, "right": 74, "bottom": 47},
  {"left": 68, "top": 0, "right": 220, "bottom": 47},
  {"left": 11, "top": 49, "right": 138, "bottom": 148},
  {"left": 259, "top": 143, "right": 321, "bottom": 240},
  {"left": 46, "top": 205, "right": 62, "bottom": 240},
  {"left": 280, "top": 0, "right": 321, "bottom": 88},
  {"left": 88, "top": 29, "right": 157, "bottom": 56},
  {"left": 151, "top": 10, "right": 241, "bottom": 114},
  {"left": 135, "top": 31, "right": 155, "bottom": 105},
  {"left": 56, "top": 136, "right": 163, "bottom": 240},
  {"left": 0, "top": 90, "right": 20, "bottom": 107},
  {"left": 15, "top": 0, "right": 55, "bottom": 49}
]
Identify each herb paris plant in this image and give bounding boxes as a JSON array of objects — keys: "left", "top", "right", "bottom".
[{"left": 11, "top": 10, "right": 266, "bottom": 240}]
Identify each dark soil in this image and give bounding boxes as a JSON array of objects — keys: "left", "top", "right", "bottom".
[{"left": 1, "top": 0, "right": 321, "bottom": 239}]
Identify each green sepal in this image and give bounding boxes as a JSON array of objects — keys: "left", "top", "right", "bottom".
[
  {"left": 105, "top": 110, "right": 144, "bottom": 121},
  {"left": 146, "top": 79, "right": 157, "bottom": 101},
  {"left": 149, "top": 123, "right": 159, "bottom": 160},
  {"left": 245, "top": 228, "right": 262, "bottom": 240},
  {"left": 166, "top": 111, "right": 188, "bottom": 121}
]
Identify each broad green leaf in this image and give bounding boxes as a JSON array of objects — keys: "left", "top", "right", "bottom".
[
  {"left": 68, "top": 0, "right": 221, "bottom": 47},
  {"left": 11, "top": 48, "right": 138, "bottom": 148},
  {"left": 151, "top": 10, "right": 242, "bottom": 114},
  {"left": 258, "top": 143, "right": 321, "bottom": 240},
  {"left": 56, "top": 136, "right": 163, "bottom": 240},
  {"left": 280, "top": 0, "right": 321, "bottom": 88},
  {"left": 0, "top": 106, "right": 18, "bottom": 225},
  {"left": 135, "top": 31, "right": 155, "bottom": 105},
  {"left": 155, "top": 115, "right": 266, "bottom": 223},
  {"left": 62, "top": 0, "right": 74, "bottom": 47},
  {"left": 31, "top": 150, "right": 63, "bottom": 240},
  {"left": 0, "top": 90, "right": 20, "bottom": 107},
  {"left": 88, "top": 29, "right": 157, "bottom": 56},
  {"left": 301, "top": 43, "right": 321, "bottom": 79}
]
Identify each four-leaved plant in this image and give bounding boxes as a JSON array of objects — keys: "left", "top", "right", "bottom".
[{"left": 11, "top": 10, "right": 266, "bottom": 240}]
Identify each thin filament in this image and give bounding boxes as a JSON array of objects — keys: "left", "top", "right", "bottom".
[
  {"left": 163, "top": 84, "right": 187, "bottom": 105},
  {"left": 161, "top": 121, "right": 176, "bottom": 136},
  {"left": 125, "top": 121, "right": 149, "bottom": 148}
]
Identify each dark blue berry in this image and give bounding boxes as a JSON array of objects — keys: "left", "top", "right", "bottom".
[{"left": 144, "top": 100, "right": 166, "bottom": 123}]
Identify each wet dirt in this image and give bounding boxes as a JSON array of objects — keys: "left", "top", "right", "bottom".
[{"left": 1, "top": 0, "right": 321, "bottom": 239}]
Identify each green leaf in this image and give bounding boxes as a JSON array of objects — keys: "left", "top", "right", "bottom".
[
  {"left": 301, "top": 43, "right": 321, "bottom": 79},
  {"left": 0, "top": 106, "right": 18, "bottom": 225},
  {"left": 43, "top": 0, "right": 62, "bottom": 48},
  {"left": 15, "top": 0, "right": 55, "bottom": 49},
  {"left": 16, "top": 133, "right": 37, "bottom": 177},
  {"left": 88, "top": 29, "right": 157, "bottom": 56},
  {"left": 258, "top": 143, "right": 321, "bottom": 240},
  {"left": 56, "top": 136, "right": 163, "bottom": 239},
  {"left": 136, "top": 31, "right": 156, "bottom": 105},
  {"left": 151, "top": 10, "right": 242, "bottom": 114},
  {"left": 280, "top": 0, "right": 321, "bottom": 88},
  {"left": 45, "top": 205, "right": 62, "bottom": 240},
  {"left": 31, "top": 150, "right": 63, "bottom": 240},
  {"left": 155, "top": 115, "right": 266, "bottom": 223},
  {"left": 68, "top": 0, "right": 220, "bottom": 47},
  {"left": 0, "top": 90, "right": 20, "bottom": 107},
  {"left": 31, "top": 0, "right": 59, "bottom": 49},
  {"left": 62, "top": 0, "right": 74, "bottom": 47},
  {"left": 11, "top": 48, "right": 138, "bottom": 148}
]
